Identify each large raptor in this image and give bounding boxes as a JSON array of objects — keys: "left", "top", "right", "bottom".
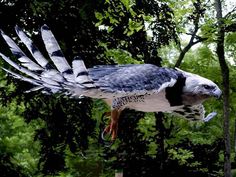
[{"left": 0, "top": 25, "right": 222, "bottom": 141}]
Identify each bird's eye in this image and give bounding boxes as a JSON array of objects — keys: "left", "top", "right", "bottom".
[{"left": 202, "top": 85, "right": 212, "bottom": 89}]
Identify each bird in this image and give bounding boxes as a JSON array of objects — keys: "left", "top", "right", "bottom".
[{"left": 0, "top": 25, "right": 222, "bottom": 141}]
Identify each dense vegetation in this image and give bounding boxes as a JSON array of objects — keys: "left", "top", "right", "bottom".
[{"left": 0, "top": 0, "right": 235, "bottom": 176}]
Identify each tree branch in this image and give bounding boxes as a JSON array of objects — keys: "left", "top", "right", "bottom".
[
  {"left": 174, "top": 0, "right": 207, "bottom": 68},
  {"left": 174, "top": 24, "right": 208, "bottom": 68},
  {"left": 224, "top": 5, "right": 236, "bottom": 19}
]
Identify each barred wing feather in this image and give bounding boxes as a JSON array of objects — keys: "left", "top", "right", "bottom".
[{"left": 0, "top": 25, "right": 96, "bottom": 96}]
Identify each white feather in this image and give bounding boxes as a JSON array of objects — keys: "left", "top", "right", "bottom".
[
  {"left": 2, "top": 68, "right": 41, "bottom": 86},
  {"left": 41, "top": 25, "right": 76, "bottom": 84},
  {"left": 41, "top": 25, "right": 70, "bottom": 71},
  {"left": 0, "top": 53, "right": 41, "bottom": 80},
  {"left": 15, "top": 25, "right": 49, "bottom": 68},
  {"left": 72, "top": 58, "right": 95, "bottom": 88},
  {"left": 1, "top": 30, "right": 42, "bottom": 71}
]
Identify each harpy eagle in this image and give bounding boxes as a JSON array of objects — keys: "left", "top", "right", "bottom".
[{"left": 0, "top": 25, "right": 222, "bottom": 141}]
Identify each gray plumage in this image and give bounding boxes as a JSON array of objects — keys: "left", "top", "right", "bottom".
[{"left": 89, "top": 64, "right": 180, "bottom": 94}]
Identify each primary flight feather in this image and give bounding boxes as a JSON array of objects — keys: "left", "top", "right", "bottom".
[{"left": 0, "top": 25, "right": 222, "bottom": 140}]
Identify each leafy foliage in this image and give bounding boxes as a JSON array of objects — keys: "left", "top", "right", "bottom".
[
  {"left": 0, "top": 0, "right": 235, "bottom": 177},
  {"left": 0, "top": 100, "right": 41, "bottom": 176}
]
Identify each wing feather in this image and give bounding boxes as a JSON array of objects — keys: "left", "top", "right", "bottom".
[
  {"left": 0, "top": 26, "right": 90, "bottom": 96},
  {"left": 0, "top": 53, "right": 41, "bottom": 80},
  {"left": 14, "top": 26, "right": 67, "bottom": 84},
  {"left": 89, "top": 64, "right": 179, "bottom": 95},
  {"left": 15, "top": 25, "right": 49, "bottom": 68},
  {"left": 2, "top": 67, "right": 41, "bottom": 86},
  {"left": 72, "top": 56, "right": 95, "bottom": 88},
  {"left": 0, "top": 30, "right": 43, "bottom": 71},
  {"left": 41, "top": 25, "right": 74, "bottom": 82}
]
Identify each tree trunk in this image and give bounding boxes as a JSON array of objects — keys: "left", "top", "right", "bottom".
[
  {"left": 215, "top": 0, "right": 231, "bottom": 176},
  {"left": 234, "top": 119, "right": 236, "bottom": 162},
  {"left": 155, "top": 112, "right": 165, "bottom": 174}
]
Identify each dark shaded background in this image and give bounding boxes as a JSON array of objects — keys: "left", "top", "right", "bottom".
[{"left": 0, "top": 0, "right": 223, "bottom": 176}]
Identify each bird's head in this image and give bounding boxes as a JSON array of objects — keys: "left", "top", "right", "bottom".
[{"left": 176, "top": 68, "right": 222, "bottom": 105}]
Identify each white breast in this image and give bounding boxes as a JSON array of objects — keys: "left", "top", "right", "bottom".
[{"left": 126, "top": 91, "right": 183, "bottom": 112}]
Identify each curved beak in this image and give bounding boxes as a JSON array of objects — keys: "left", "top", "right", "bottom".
[{"left": 212, "top": 88, "right": 222, "bottom": 99}]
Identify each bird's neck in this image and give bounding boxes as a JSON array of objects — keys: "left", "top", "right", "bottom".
[{"left": 181, "top": 94, "right": 209, "bottom": 105}]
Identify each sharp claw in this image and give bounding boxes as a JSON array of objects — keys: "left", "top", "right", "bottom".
[
  {"left": 104, "top": 139, "right": 115, "bottom": 147},
  {"left": 101, "top": 128, "right": 116, "bottom": 147},
  {"left": 101, "top": 128, "right": 111, "bottom": 141},
  {"left": 101, "top": 130, "right": 106, "bottom": 141},
  {"left": 101, "top": 123, "right": 118, "bottom": 145},
  {"left": 100, "top": 110, "right": 119, "bottom": 146}
]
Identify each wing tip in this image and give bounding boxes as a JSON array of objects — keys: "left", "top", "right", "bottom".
[
  {"left": 0, "top": 29, "right": 5, "bottom": 36},
  {"left": 15, "top": 25, "right": 21, "bottom": 34},
  {"left": 0, "top": 52, "right": 6, "bottom": 58},
  {"left": 41, "top": 24, "right": 50, "bottom": 31},
  {"left": 73, "top": 56, "right": 83, "bottom": 61}
]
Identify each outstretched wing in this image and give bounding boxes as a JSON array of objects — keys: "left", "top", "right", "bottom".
[
  {"left": 0, "top": 25, "right": 183, "bottom": 99},
  {"left": 89, "top": 64, "right": 181, "bottom": 96},
  {"left": 172, "top": 104, "right": 217, "bottom": 122},
  {"left": 0, "top": 25, "right": 96, "bottom": 95}
]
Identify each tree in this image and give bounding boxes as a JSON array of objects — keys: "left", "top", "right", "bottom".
[{"left": 215, "top": 0, "right": 231, "bottom": 176}]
